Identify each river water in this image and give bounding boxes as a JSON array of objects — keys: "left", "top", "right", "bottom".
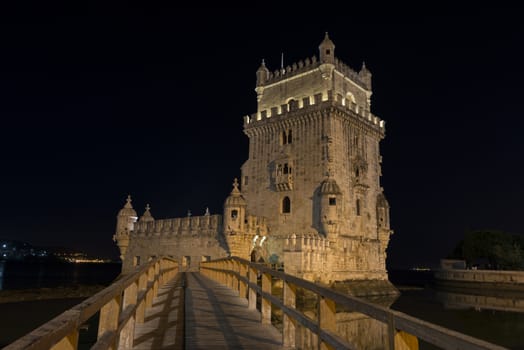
[{"left": 0, "top": 263, "right": 522, "bottom": 349}]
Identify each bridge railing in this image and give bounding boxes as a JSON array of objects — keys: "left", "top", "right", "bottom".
[
  {"left": 201, "top": 257, "right": 507, "bottom": 350},
  {"left": 5, "top": 257, "right": 179, "bottom": 350}
]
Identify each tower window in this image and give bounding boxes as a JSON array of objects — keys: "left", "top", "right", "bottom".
[
  {"left": 282, "top": 130, "right": 292, "bottom": 145},
  {"left": 283, "top": 163, "right": 289, "bottom": 174},
  {"left": 356, "top": 199, "right": 361, "bottom": 216},
  {"left": 329, "top": 197, "right": 336, "bottom": 206},
  {"left": 243, "top": 176, "right": 249, "bottom": 186},
  {"left": 326, "top": 49, "right": 331, "bottom": 55},
  {"left": 282, "top": 196, "right": 291, "bottom": 214},
  {"left": 231, "top": 210, "right": 238, "bottom": 219}
]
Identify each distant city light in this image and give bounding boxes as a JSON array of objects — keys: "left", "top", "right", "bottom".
[{"left": 2, "top": 244, "right": 6, "bottom": 248}]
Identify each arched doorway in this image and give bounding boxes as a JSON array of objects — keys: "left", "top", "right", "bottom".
[{"left": 250, "top": 247, "right": 266, "bottom": 263}]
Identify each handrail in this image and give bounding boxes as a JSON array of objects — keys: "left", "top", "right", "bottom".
[
  {"left": 4, "top": 257, "right": 179, "bottom": 350},
  {"left": 201, "top": 256, "right": 508, "bottom": 350}
]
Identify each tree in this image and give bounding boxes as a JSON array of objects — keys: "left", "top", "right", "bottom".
[{"left": 449, "top": 230, "right": 524, "bottom": 270}]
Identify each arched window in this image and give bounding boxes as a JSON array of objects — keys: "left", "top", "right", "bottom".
[
  {"left": 287, "top": 130, "right": 292, "bottom": 144},
  {"left": 283, "top": 163, "right": 289, "bottom": 174},
  {"left": 282, "top": 131, "right": 287, "bottom": 145},
  {"left": 231, "top": 210, "right": 238, "bottom": 219},
  {"left": 356, "top": 199, "right": 361, "bottom": 216},
  {"left": 282, "top": 196, "right": 291, "bottom": 214}
]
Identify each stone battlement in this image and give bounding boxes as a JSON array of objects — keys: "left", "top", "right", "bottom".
[
  {"left": 244, "top": 90, "right": 385, "bottom": 130},
  {"left": 284, "top": 233, "right": 332, "bottom": 252},
  {"left": 132, "top": 214, "right": 222, "bottom": 237},
  {"left": 261, "top": 55, "right": 368, "bottom": 89}
]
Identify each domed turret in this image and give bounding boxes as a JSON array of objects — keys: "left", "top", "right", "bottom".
[
  {"left": 224, "top": 178, "right": 247, "bottom": 208},
  {"left": 223, "top": 178, "right": 247, "bottom": 257},
  {"left": 320, "top": 177, "right": 342, "bottom": 195},
  {"left": 118, "top": 194, "right": 137, "bottom": 218},
  {"left": 114, "top": 195, "right": 138, "bottom": 261},
  {"left": 318, "top": 177, "right": 342, "bottom": 238},
  {"left": 139, "top": 204, "right": 155, "bottom": 223}
]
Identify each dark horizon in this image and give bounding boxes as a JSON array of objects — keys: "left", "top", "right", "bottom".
[{"left": 1, "top": 7, "right": 523, "bottom": 269}]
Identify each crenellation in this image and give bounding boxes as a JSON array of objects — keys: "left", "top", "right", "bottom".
[{"left": 245, "top": 91, "right": 385, "bottom": 134}]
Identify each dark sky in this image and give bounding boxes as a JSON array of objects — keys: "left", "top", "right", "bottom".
[{"left": 1, "top": 7, "right": 523, "bottom": 268}]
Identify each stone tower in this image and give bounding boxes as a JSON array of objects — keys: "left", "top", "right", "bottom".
[
  {"left": 114, "top": 33, "right": 396, "bottom": 294},
  {"left": 241, "top": 33, "right": 394, "bottom": 288}
]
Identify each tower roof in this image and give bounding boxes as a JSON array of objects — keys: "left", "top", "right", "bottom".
[
  {"left": 224, "top": 178, "right": 246, "bottom": 206},
  {"left": 118, "top": 195, "right": 137, "bottom": 217},
  {"left": 319, "top": 32, "right": 335, "bottom": 49},
  {"left": 139, "top": 204, "right": 155, "bottom": 222},
  {"left": 319, "top": 177, "right": 342, "bottom": 195}
]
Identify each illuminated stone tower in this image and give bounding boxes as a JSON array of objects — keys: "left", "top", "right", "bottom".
[
  {"left": 241, "top": 33, "right": 394, "bottom": 287},
  {"left": 114, "top": 33, "right": 396, "bottom": 294}
]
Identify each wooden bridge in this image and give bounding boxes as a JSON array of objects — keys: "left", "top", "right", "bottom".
[{"left": 5, "top": 257, "right": 507, "bottom": 350}]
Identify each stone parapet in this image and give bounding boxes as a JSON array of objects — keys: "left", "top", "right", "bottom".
[
  {"left": 244, "top": 90, "right": 385, "bottom": 132},
  {"left": 132, "top": 214, "right": 222, "bottom": 237}
]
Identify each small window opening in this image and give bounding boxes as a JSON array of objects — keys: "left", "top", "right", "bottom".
[
  {"left": 282, "top": 196, "right": 291, "bottom": 214},
  {"left": 283, "top": 163, "right": 289, "bottom": 174},
  {"left": 356, "top": 199, "right": 361, "bottom": 216},
  {"left": 326, "top": 49, "right": 331, "bottom": 55},
  {"left": 287, "top": 130, "right": 292, "bottom": 144},
  {"left": 231, "top": 210, "right": 238, "bottom": 219},
  {"left": 329, "top": 197, "right": 336, "bottom": 206},
  {"left": 243, "top": 176, "right": 248, "bottom": 186},
  {"left": 282, "top": 131, "right": 287, "bottom": 145},
  {"left": 355, "top": 168, "right": 360, "bottom": 178},
  {"left": 134, "top": 256, "right": 141, "bottom": 266}
]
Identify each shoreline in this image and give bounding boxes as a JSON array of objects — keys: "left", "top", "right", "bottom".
[{"left": 0, "top": 285, "right": 106, "bottom": 304}]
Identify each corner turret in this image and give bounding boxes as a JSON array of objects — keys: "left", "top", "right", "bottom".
[
  {"left": 113, "top": 195, "right": 138, "bottom": 260},
  {"left": 319, "top": 176, "right": 342, "bottom": 238},
  {"left": 319, "top": 32, "right": 335, "bottom": 64},
  {"left": 255, "top": 59, "right": 270, "bottom": 103},
  {"left": 359, "top": 61, "right": 372, "bottom": 90},
  {"left": 319, "top": 32, "right": 335, "bottom": 79},
  {"left": 223, "top": 178, "right": 247, "bottom": 256}
]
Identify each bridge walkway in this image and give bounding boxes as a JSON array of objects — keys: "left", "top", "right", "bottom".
[{"left": 132, "top": 272, "right": 288, "bottom": 350}]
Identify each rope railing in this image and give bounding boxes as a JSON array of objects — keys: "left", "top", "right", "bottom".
[
  {"left": 201, "top": 257, "right": 507, "bottom": 350},
  {"left": 4, "top": 257, "right": 179, "bottom": 350}
]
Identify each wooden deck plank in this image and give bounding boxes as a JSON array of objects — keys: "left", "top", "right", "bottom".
[
  {"left": 131, "top": 272, "right": 287, "bottom": 350},
  {"left": 133, "top": 277, "right": 183, "bottom": 350},
  {"left": 185, "top": 272, "right": 287, "bottom": 350}
]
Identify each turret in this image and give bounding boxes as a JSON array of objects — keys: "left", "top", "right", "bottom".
[
  {"left": 359, "top": 61, "right": 372, "bottom": 90},
  {"left": 113, "top": 195, "right": 138, "bottom": 260},
  {"left": 319, "top": 32, "right": 335, "bottom": 79},
  {"left": 319, "top": 32, "right": 335, "bottom": 64},
  {"left": 139, "top": 204, "right": 155, "bottom": 223},
  {"left": 376, "top": 192, "right": 390, "bottom": 231},
  {"left": 255, "top": 59, "right": 269, "bottom": 103},
  {"left": 319, "top": 177, "right": 342, "bottom": 238},
  {"left": 223, "top": 178, "right": 247, "bottom": 256}
]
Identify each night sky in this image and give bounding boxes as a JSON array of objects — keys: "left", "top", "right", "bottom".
[{"left": 1, "top": 7, "right": 523, "bottom": 268}]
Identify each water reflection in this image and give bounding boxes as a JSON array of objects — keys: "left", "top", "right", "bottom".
[{"left": 436, "top": 285, "right": 524, "bottom": 313}]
